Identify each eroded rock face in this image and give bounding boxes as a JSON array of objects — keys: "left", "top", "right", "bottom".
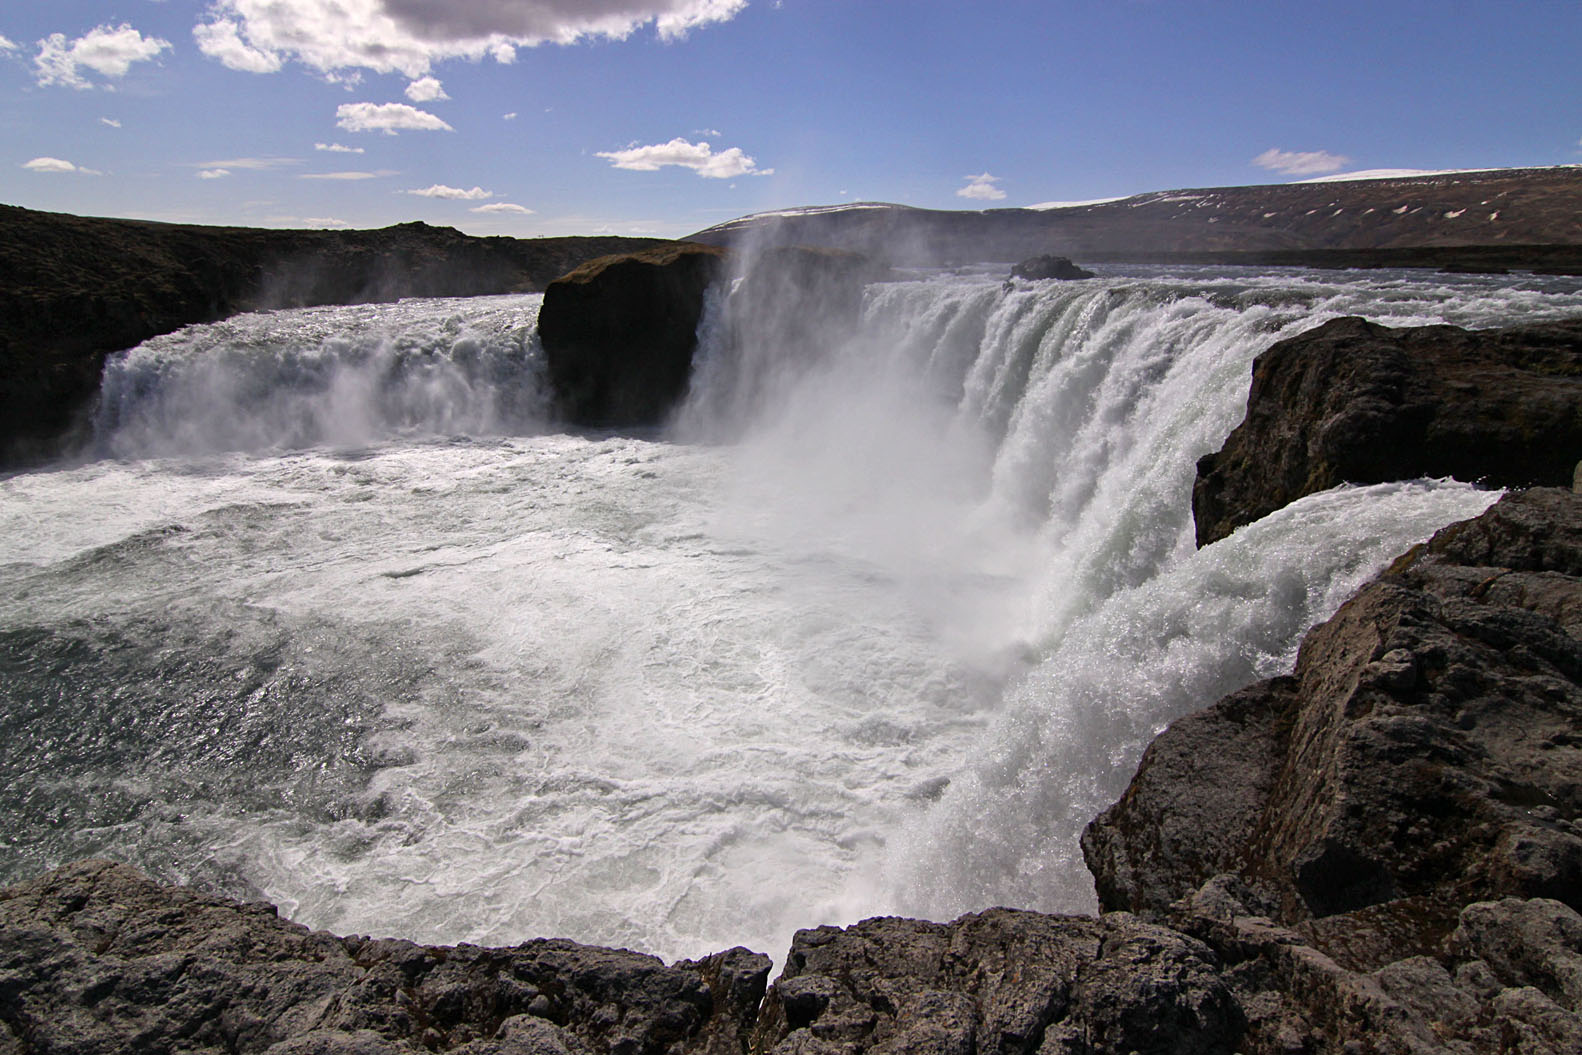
[
  {"left": 1085, "top": 487, "right": 1582, "bottom": 1052},
  {"left": 538, "top": 244, "right": 887, "bottom": 430},
  {"left": 538, "top": 243, "right": 729, "bottom": 428},
  {"left": 0, "top": 858, "right": 770, "bottom": 1055},
  {"left": 1192, "top": 316, "right": 1582, "bottom": 547}
]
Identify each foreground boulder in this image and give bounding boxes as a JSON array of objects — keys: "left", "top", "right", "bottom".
[
  {"left": 750, "top": 910, "right": 1239, "bottom": 1055},
  {"left": 0, "top": 858, "right": 770, "bottom": 1055},
  {"left": 1192, "top": 316, "right": 1582, "bottom": 546},
  {"left": 1010, "top": 255, "right": 1095, "bottom": 281}
]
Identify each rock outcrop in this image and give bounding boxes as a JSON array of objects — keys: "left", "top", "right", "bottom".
[
  {"left": 749, "top": 910, "right": 1239, "bottom": 1055},
  {"left": 538, "top": 244, "right": 729, "bottom": 428},
  {"left": 0, "top": 858, "right": 770, "bottom": 1055},
  {"left": 1009, "top": 255, "right": 1095, "bottom": 281},
  {"left": 1193, "top": 316, "right": 1582, "bottom": 546},
  {"left": 0, "top": 205, "right": 666, "bottom": 466},
  {"left": 537, "top": 244, "right": 887, "bottom": 429},
  {"left": 1085, "top": 487, "right": 1582, "bottom": 1051}
]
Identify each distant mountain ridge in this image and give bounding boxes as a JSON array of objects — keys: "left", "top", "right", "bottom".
[{"left": 687, "top": 166, "right": 1582, "bottom": 266}]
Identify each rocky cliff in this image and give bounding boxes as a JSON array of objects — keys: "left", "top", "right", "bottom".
[
  {"left": 1193, "top": 316, "right": 1582, "bottom": 547},
  {"left": 0, "top": 205, "right": 666, "bottom": 465},
  {"left": 6, "top": 488, "right": 1581, "bottom": 1053}
]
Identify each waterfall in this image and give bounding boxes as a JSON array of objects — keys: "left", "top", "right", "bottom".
[
  {"left": 91, "top": 294, "right": 549, "bottom": 458},
  {"left": 5, "top": 264, "right": 1577, "bottom": 961}
]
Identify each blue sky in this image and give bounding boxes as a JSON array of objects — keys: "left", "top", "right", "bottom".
[{"left": 2, "top": 1, "right": 1578, "bottom": 239}]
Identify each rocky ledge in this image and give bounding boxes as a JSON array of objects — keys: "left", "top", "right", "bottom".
[
  {"left": 1193, "top": 316, "right": 1582, "bottom": 547},
  {"left": 6, "top": 487, "right": 1581, "bottom": 1053}
]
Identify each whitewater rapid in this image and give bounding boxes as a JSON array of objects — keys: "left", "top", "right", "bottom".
[{"left": 2, "top": 265, "right": 1579, "bottom": 962}]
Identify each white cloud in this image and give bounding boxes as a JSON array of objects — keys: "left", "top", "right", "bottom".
[
  {"left": 192, "top": 18, "right": 282, "bottom": 73},
  {"left": 1252, "top": 147, "right": 1352, "bottom": 176},
  {"left": 300, "top": 170, "right": 395, "bottom": 180},
  {"left": 193, "top": 0, "right": 745, "bottom": 80},
  {"left": 956, "top": 172, "right": 1006, "bottom": 201},
  {"left": 336, "top": 101, "right": 453, "bottom": 134},
  {"left": 596, "top": 137, "right": 771, "bottom": 179},
  {"left": 502, "top": 112, "right": 518, "bottom": 120},
  {"left": 100, "top": 117, "right": 122, "bottom": 128},
  {"left": 304, "top": 217, "right": 351, "bottom": 228},
  {"left": 198, "top": 168, "right": 231, "bottom": 179},
  {"left": 0, "top": 35, "right": 17, "bottom": 52},
  {"left": 35, "top": 23, "right": 172, "bottom": 89},
  {"left": 315, "top": 142, "right": 366, "bottom": 154},
  {"left": 194, "top": 156, "right": 299, "bottom": 170},
  {"left": 405, "top": 75, "right": 448, "bottom": 102},
  {"left": 407, "top": 184, "right": 492, "bottom": 199},
  {"left": 471, "top": 202, "right": 533, "bottom": 214},
  {"left": 23, "top": 156, "right": 101, "bottom": 175}
]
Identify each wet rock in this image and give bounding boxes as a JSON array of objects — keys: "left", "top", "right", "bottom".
[
  {"left": 1009, "top": 255, "right": 1095, "bottom": 280},
  {"left": 1192, "top": 315, "right": 1582, "bottom": 547},
  {"left": 538, "top": 243, "right": 728, "bottom": 427},
  {"left": 0, "top": 859, "right": 759, "bottom": 1055},
  {"left": 539, "top": 244, "right": 887, "bottom": 429}
]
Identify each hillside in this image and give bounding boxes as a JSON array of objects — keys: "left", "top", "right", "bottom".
[{"left": 688, "top": 166, "right": 1582, "bottom": 268}]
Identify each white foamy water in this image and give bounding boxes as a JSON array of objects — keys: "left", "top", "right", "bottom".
[{"left": 2, "top": 265, "right": 1578, "bottom": 963}]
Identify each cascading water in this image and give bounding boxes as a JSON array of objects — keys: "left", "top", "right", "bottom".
[{"left": 2, "top": 264, "right": 1579, "bottom": 963}]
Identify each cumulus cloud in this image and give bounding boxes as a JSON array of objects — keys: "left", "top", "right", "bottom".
[
  {"left": 956, "top": 172, "right": 1006, "bottom": 201},
  {"left": 192, "top": 17, "right": 282, "bottom": 73},
  {"left": 471, "top": 202, "right": 533, "bottom": 214},
  {"left": 23, "top": 156, "right": 101, "bottom": 174},
  {"left": 198, "top": 168, "right": 231, "bottom": 179},
  {"left": 0, "top": 35, "right": 17, "bottom": 52},
  {"left": 405, "top": 75, "right": 448, "bottom": 101},
  {"left": 304, "top": 217, "right": 351, "bottom": 228},
  {"left": 336, "top": 101, "right": 453, "bottom": 133},
  {"left": 193, "top": 0, "right": 745, "bottom": 80},
  {"left": 315, "top": 142, "right": 365, "bottom": 154},
  {"left": 596, "top": 137, "right": 771, "bottom": 178},
  {"left": 502, "top": 112, "right": 518, "bottom": 120},
  {"left": 1252, "top": 148, "right": 1351, "bottom": 176},
  {"left": 35, "top": 23, "right": 172, "bottom": 89},
  {"left": 407, "top": 183, "right": 492, "bottom": 199},
  {"left": 100, "top": 117, "right": 122, "bottom": 128}
]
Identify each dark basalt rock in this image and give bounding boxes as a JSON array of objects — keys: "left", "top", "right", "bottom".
[
  {"left": 1009, "top": 255, "right": 1095, "bottom": 281},
  {"left": 1192, "top": 316, "right": 1582, "bottom": 547},
  {"left": 538, "top": 243, "right": 729, "bottom": 428},
  {"left": 538, "top": 244, "right": 888, "bottom": 429},
  {"left": 1085, "top": 487, "right": 1582, "bottom": 1052}
]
